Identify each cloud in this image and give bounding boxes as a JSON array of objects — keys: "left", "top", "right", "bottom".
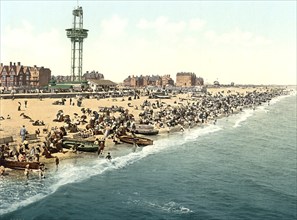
[
  {"left": 137, "top": 16, "right": 207, "bottom": 35},
  {"left": 137, "top": 16, "right": 186, "bottom": 36},
  {"left": 189, "top": 18, "right": 206, "bottom": 31},
  {"left": 204, "top": 28, "right": 272, "bottom": 47},
  {"left": 100, "top": 15, "right": 128, "bottom": 37},
  {"left": 136, "top": 16, "right": 206, "bottom": 45},
  {"left": 1, "top": 20, "right": 68, "bottom": 74}
]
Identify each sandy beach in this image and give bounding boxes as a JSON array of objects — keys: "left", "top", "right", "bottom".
[{"left": 0, "top": 86, "right": 282, "bottom": 164}]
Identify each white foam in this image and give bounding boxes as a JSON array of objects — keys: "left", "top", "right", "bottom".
[
  {"left": 2, "top": 91, "right": 296, "bottom": 216},
  {"left": 0, "top": 123, "right": 239, "bottom": 216},
  {"left": 185, "top": 124, "right": 222, "bottom": 141},
  {"left": 233, "top": 109, "right": 254, "bottom": 128},
  {"left": 256, "top": 105, "right": 269, "bottom": 113},
  {"left": 146, "top": 201, "right": 193, "bottom": 214},
  {"left": 0, "top": 193, "right": 48, "bottom": 216},
  {"left": 269, "top": 90, "right": 296, "bottom": 105}
]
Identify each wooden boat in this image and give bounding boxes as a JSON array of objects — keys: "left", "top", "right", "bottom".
[
  {"left": 155, "top": 95, "right": 171, "bottom": 99},
  {"left": 62, "top": 137, "right": 98, "bottom": 152},
  {"left": 119, "top": 135, "right": 153, "bottom": 146},
  {"left": 62, "top": 141, "right": 98, "bottom": 152},
  {"left": 135, "top": 129, "right": 159, "bottom": 135},
  {"left": 0, "top": 159, "right": 40, "bottom": 170},
  {"left": 63, "top": 136, "right": 96, "bottom": 144},
  {"left": 135, "top": 124, "right": 159, "bottom": 135}
]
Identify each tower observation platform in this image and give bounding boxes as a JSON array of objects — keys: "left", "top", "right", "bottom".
[{"left": 66, "top": 6, "right": 88, "bottom": 82}]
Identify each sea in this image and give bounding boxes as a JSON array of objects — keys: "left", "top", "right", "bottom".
[{"left": 0, "top": 89, "right": 296, "bottom": 220}]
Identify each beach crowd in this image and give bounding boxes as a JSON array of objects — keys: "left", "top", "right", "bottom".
[{"left": 0, "top": 86, "right": 290, "bottom": 178}]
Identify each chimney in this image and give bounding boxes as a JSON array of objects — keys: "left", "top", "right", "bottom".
[
  {"left": 10, "top": 62, "right": 12, "bottom": 66},
  {"left": 14, "top": 62, "right": 16, "bottom": 66},
  {"left": 17, "top": 62, "right": 21, "bottom": 66}
]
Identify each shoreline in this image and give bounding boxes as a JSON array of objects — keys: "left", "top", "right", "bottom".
[{"left": 0, "top": 86, "right": 293, "bottom": 172}]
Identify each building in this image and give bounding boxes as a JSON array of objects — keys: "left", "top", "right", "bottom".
[
  {"left": 123, "top": 75, "right": 174, "bottom": 87},
  {"left": 161, "top": 75, "right": 175, "bottom": 87},
  {"left": 0, "top": 62, "right": 51, "bottom": 89},
  {"left": 83, "top": 71, "right": 104, "bottom": 80},
  {"left": 176, "top": 72, "right": 204, "bottom": 87},
  {"left": 53, "top": 71, "right": 104, "bottom": 83},
  {"left": 53, "top": 75, "right": 72, "bottom": 83},
  {"left": 196, "top": 77, "right": 204, "bottom": 86},
  {"left": 29, "top": 65, "right": 51, "bottom": 87},
  {"left": 88, "top": 79, "right": 117, "bottom": 91},
  {"left": 176, "top": 72, "right": 196, "bottom": 87}
]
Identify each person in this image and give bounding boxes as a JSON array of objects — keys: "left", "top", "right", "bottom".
[
  {"left": 29, "top": 146, "right": 36, "bottom": 161},
  {"left": 105, "top": 152, "right": 112, "bottom": 161},
  {"left": 113, "top": 134, "right": 120, "bottom": 144},
  {"left": 97, "top": 139, "right": 105, "bottom": 156},
  {"left": 132, "top": 138, "right": 139, "bottom": 152},
  {"left": 0, "top": 166, "right": 6, "bottom": 176},
  {"left": 23, "top": 139, "right": 29, "bottom": 150},
  {"left": 35, "top": 128, "right": 40, "bottom": 137},
  {"left": 18, "top": 152, "right": 26, "bottom": 162},
  {"left": 94, "top": 138, "right": 99, "bottom": 145},
  {"left": 6, "top": 115, "right": 11, "bottom": 119},
  {"left": 20, "top": 125, "right": 27, "bottom": 142},
  {"left": 55, "top": 156, "right": 59, "bottom": 169},
  {"left": 39, "top": 163, "right": 45, "bottom": 179},
  {"left": 24, "top": 100, "right": 28, "bottom": 108},
  {"left": 24, "top": 164, "right": 30, "bottom": 179},
  {"left": 18, "top": 102, "right": 21, "bottom": 111},
  {"left": 131, "top": 121, "right": 136, "bottom": 135}
]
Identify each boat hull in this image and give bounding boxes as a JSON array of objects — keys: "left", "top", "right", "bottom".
[
  {"left": 119, "top": 135, "right": 153, "bottom": 146},
  {"left": 135, "top": 129, "right": 159, "bottom": 135},
  {"left": 62, "top": 141, "right": 98, "bottom": 152},
  {"left": 0, "top": 159, "right": 40, "bottom": 170}
]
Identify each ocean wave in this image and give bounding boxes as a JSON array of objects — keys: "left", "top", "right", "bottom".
[
  {"left": 1, "top": 125, "right": 216, "bottom": 216},
  {"left": 127, "top": 199, "right": 193, "bottom": 214},
  {"left": 0, "top": 128, "right": 192, "bottom": 216},
  {"left": 184, "top": 124, "right": 222, "bottom": 141},
  {"left": 269, "top": 89, "right": 296, "bottom": 105},
  {"left": 232, "top": 90, "right": 296, "bottom": 128},
  {"left": 147, "top": 201, "right": 193, "bottom": 214},
  {"left": 233, "top": 109, "right": 254, "bottom": 128}
]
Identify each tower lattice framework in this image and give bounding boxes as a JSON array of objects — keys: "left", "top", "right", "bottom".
[{"left": 66, "top": 6, "right": 88, "bottom": 82}]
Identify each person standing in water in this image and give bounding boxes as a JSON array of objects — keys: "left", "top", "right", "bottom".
[
  {"left": 24, "top": 164, "right": 30, "bottom": 179},
  {"left": 97, "top": 139, "right": 105, "bottom": 156},
  {"left": 39, "top": 163, "right": 45, "bottom": 179},
  {"left": 55, "top": 156, "right": 59, "bottom": 170},
  {"left": 106, "top": 152, "right": 112, "bottom": 161}
]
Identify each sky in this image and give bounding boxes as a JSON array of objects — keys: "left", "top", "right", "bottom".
[{"left": 1, "top": 0, "right": 296, "bottom": 85}]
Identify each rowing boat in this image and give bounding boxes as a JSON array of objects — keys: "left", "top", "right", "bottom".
[
  {"left": 135, "top": 129, "right": 159, "bottom": 135},
  {"left": 135, "top": 124, "right": 159, "bottom": 135},
  {"left": 0, "top": 159, "right": 40, "bottom": 170},
  {"left": 119, "top": 135, "right": 153, "bottom": 146},
  {"left": 62, "top": 141, "right": 98, "bottom": 152}
]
